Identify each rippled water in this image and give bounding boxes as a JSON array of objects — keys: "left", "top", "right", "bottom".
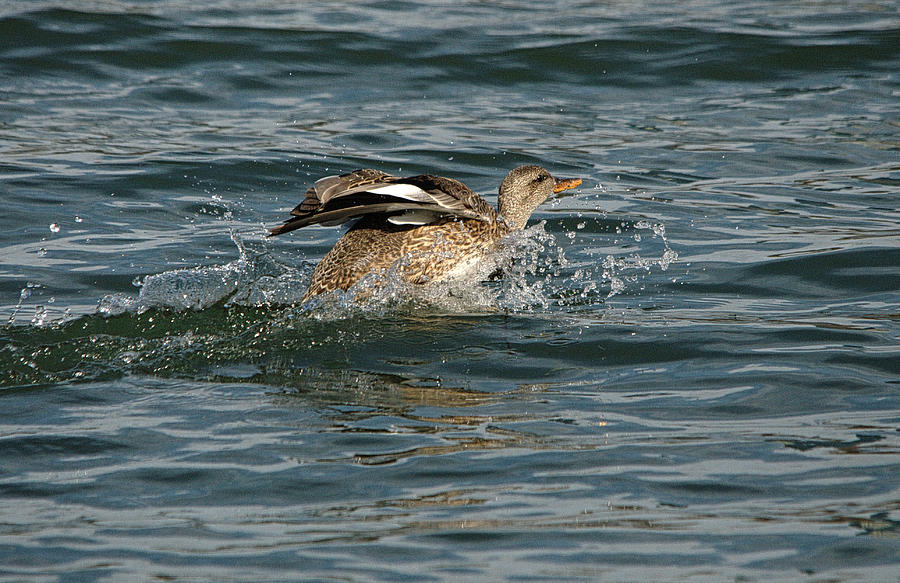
[{"left": 2, "top": 1, "right": 899, "bottom": 581}]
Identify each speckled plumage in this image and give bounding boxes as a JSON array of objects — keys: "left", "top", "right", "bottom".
[{"left": 268, "top": 165, "right": 581, "bottom": 302}]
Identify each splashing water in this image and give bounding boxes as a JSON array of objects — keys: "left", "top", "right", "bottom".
[
  {"left": 561, "top": 217, "right": 679, "bottom": 303},
  {"left": 11, "top": 214, "right": 677, "bottom": 328},
  {"left": 7, "top": 282, "right": 44, "bottom": 325},
  {"left": 297, "top": 223, "right": 562, "bottom": 319},
  {"left": 3, "top": 218, "right": 677, "bottom": 387},
  {"left": 89, "top": 220, "right": 585, "bottom": 321},
  {"left": 97, "top": 231, "right": 311, "bottom": 317}
]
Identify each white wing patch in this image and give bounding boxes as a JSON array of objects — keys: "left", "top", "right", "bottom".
[
  {"left": 367, "top": 184, "right": 433, "bottom": 199},
  {"left": 386, "top": 209, "right": 445, "bottom": 225},
  {"left": 367, "top": 184, "right": 465, "bottom": 211},
  {"left": 309, "top": 173, "right": 476, "bottom": 219}
]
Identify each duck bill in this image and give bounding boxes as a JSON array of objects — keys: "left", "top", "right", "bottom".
[{"left": 553, "top": 177, "right": 582, "bottom": 193}]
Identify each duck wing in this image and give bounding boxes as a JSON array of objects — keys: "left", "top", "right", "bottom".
[{"left": 268, "top": 169, "right": 496, "bottom": 237}]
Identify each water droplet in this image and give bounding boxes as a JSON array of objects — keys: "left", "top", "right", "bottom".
[
  {"left": 49, "top": 223, "right": 60, "bottom": 233},
  {"left": 31, "top": 305, "right": 47, "bottom": 325},
  {"left": 74, "top": 216, "right": 83, "bottom": 223},
  {"left": 607, "top": 277, "right": 625, "bottom": 298}
]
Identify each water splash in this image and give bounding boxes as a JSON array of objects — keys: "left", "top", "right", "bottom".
[
  {"left": 602, "top": 220, "right": 678, "bottom": 299},
  {"left": 7, "top": 282, "right": 44, "bottom": 325},
  {"left": 9, "top": 214, "right": 677, "bottom": 330},
  {"left": 555, "top": 217, "right": 679, "bottom": 305},
  {"left": 1, "top": 218, "right": 677, "bottom": 388},
  {"left": 94, "top": 216, "right": 677, "bottom": 319},
  {"left": 298, "top": 223, "right": 561, "bottom": 319},
  {"left": 98, "top": 231, "right": 310, "bottom": 317}
]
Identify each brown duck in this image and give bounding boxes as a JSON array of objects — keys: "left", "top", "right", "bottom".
[{"left": 268, "top": 165, "right": 581, "bottom": 301}]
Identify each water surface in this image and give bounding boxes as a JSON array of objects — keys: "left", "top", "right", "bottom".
[{"left": 1, "top": 1, "right": 899, "bottom": 581}]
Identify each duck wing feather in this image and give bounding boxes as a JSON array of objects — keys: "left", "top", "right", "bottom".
[{"left": 268, "top": 169, "right": 496, "bottom": 237}]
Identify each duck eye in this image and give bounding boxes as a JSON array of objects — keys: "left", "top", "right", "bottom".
[{"left": 534, "top": 174, "right": 548, "bottom": 183}]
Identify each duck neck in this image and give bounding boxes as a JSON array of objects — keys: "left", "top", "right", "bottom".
[{"left": 497, "top": 200, "right": 531, "bottom": 231}]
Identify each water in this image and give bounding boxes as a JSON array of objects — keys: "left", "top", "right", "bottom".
[{"left": 2, "top": 1, "right": 899, "bottom": 581}]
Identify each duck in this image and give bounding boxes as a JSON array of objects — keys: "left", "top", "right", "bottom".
[{"left": 268, "top": 165, "right": 581, "bottom": 301}]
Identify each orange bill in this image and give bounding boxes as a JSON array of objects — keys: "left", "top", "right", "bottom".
[{"left": 553, "top": 177, "right": 582, "bottom": 193}]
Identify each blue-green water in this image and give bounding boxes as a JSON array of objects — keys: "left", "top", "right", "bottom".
[{"left": 2, "top": 2, "right": 899, "bottom": 581}]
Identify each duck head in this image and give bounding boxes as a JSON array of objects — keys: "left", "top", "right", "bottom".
[{"left": 497, "top": 165, "right": 581, "bottom": 230}]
